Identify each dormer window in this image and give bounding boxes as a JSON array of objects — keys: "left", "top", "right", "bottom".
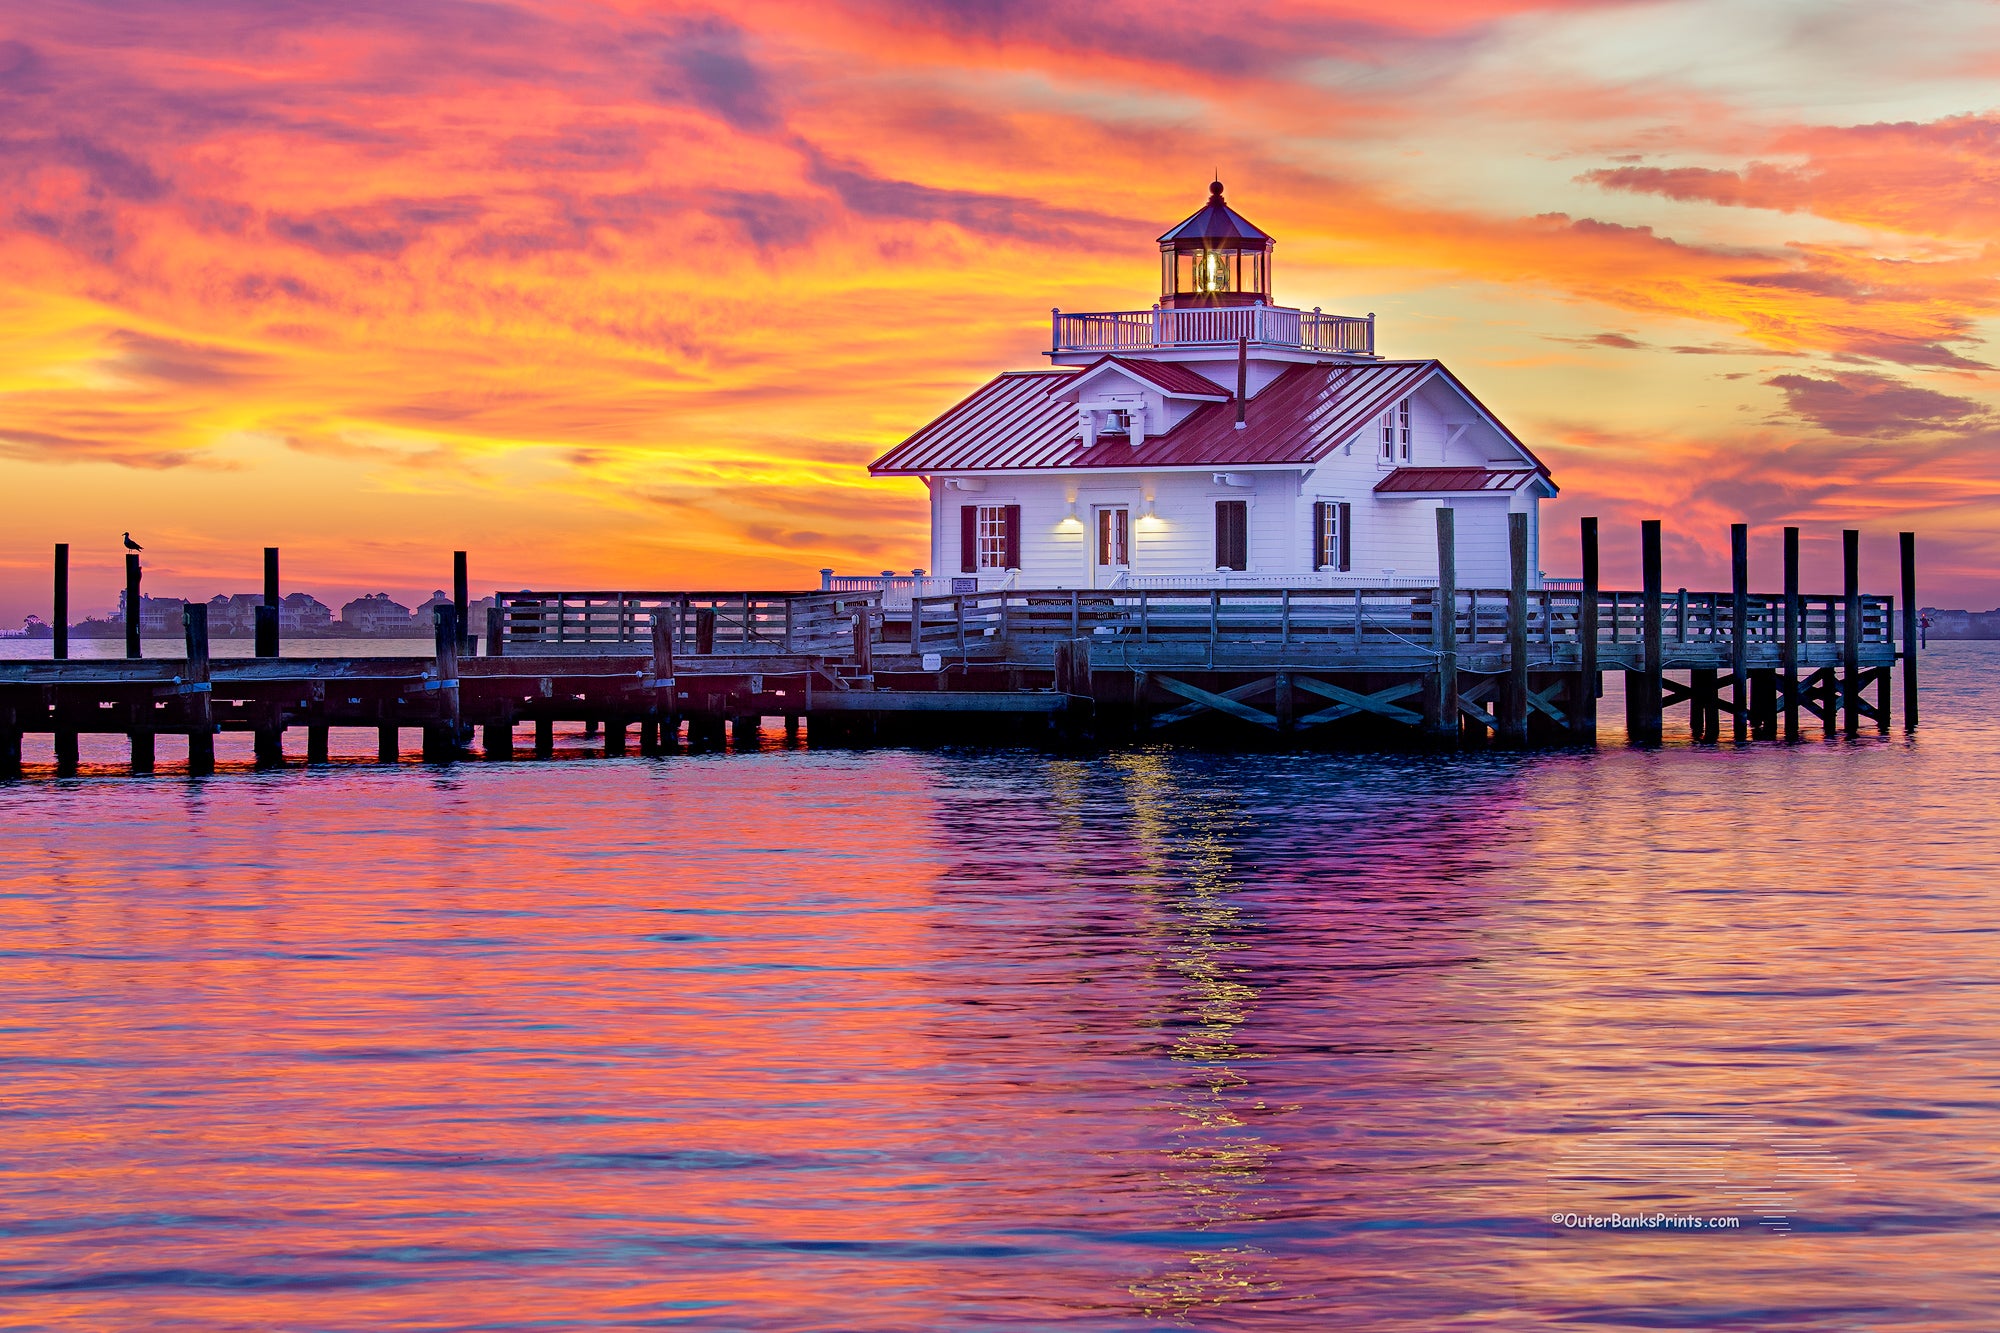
[{"left": 1379, "top": 398, "right": 1411, "bottom": 464}]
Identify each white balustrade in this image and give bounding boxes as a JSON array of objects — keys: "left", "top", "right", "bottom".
[{"left": 1050, "top": 304, "right": 1375, "bottom": 356}]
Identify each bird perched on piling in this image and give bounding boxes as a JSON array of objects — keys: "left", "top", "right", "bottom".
[{"left": 122, "top": 532, "right": 142, "bottom": 551}]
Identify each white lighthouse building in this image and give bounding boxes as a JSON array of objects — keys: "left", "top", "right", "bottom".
[{"left": 867, "top": 181, "right": 1556, "bottom": 591}]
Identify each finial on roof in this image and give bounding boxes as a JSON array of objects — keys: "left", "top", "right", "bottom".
[{"left": 1210, "top": 178, "right": 1225, "bottom": 198}]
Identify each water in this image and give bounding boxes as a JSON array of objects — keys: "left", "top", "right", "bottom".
[{"left": 3, "top": 646, "right": 1997, "bottom": 1331}]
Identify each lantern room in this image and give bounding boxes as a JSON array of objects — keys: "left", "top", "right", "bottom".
[{"left": 1158, "top": 180, "right": 1273, "bottom": 308}]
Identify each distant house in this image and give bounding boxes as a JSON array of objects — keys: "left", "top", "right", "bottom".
[
  {"left": 340, "top": 593, "right": 413, "bottom": 633},
  {"left": 208, "top": 593, "right": 263, "bottom": 635},
  {"left": 117, "top": 593, "right": 189, "bottom": 634},
  {"left": 1921, "top": 607, "right": 2000, "bottom": 640},
  {"left": 279, "top": 592, "right": 332, "bottom": 631}
]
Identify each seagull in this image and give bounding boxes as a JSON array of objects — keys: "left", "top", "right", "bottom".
[{"left": 122, "top": 532, "right": 143, "bottom": 552}]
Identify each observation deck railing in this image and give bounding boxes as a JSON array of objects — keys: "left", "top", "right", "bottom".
[{"left": 1051, "top": 303, "right": 1376, "bottom": 356}]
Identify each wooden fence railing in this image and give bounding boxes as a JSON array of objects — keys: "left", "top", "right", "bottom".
[
  {"left": 911, "top": 588, "right": 1896, "bottom": 659},
  {"left": 496, "top": 591, "right": 879, "bottom": 655}
]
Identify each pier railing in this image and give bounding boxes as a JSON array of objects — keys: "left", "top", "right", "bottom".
[
  {"left": 496, "top": 591, "right": 879, "bottom": 654},
  {"left": 911, "top": 587, "right": 1895, "bottom": 662}
]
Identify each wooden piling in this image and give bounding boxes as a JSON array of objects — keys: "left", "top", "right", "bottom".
[
  {"left": 377, "top": 726, "right": 399, "bottom": 763},
  {"left": 1574, "top": 517, "right": 1598, "bottom": 742},
  {"left": 52, "top": 541, "right": 78, "bottom": 771},
  {"left": 1636, "top": 519, "right": 1664, "bottom": 745},
  {"left": 1876, "top": 653, "right": 1891, "bottom": 733},
  {"left": 307, "top": 725, "right": 330, "bottom": 764},
  {"left": 1843, "top": 529, "right": 1860, "bottom": 737},
  {"left": 257, "top": 547, "right": 279, "bottom": 658},
  {"left": 453, "top": 551, "right": 469, "bottom": 653},
  {"left": 1503, "top": 512, "right": 1529, "bottom": 745},
  {"left": 648, "top": 615, "right": 673, "bottom": 757},
  {"left": 0, "top": 699, "right": 19, "bottom": 778},
  {"left": 52, "top": 543, "right": 69, "bottom": 661},
  {"left": 1750, "top": 669, "right": 1777, "bottom": 740},
  {"left": 852, "top": 610, "right": 873, "bottom": 685},
  {"left": 422, "top": 604, "right": 460, "bottom": 762},
  {"left": 730, "top": 715, "right": 759, "bottom": 749},
  {"left": 125, "top": 552, "right": 142, "bottom": 659},
  {"left": 1783, "top": 526, "right": 1800, "bottom": 741},
  {"left": 534, "top": 717, "right": 554, "bottom": 758},
  {"left": 253, "top": 709, "right": 284, "bottom": 767},
  {"left": 1730, "top": 523, "right": 1748, "bottom": 742},
  {"left": 183, "top": 604, "right": 214, "bottom": 775},
  {"left": 1274, "top": 671, "right": 1294, "bottom": 734},
  {"left": 1429, "top": 507, "right": 1458, "bottom": 743},
  {"left": 604, "top": 719, "right": 628, "bottom": 756},
  {"left": 1900, "top": 532, "right": 1918, "bottom": 732},
  {"left": 129, "top": 727, "right": 154, "bottom": 774},
  {"left": 696, "top": 609, "right": 716, "bottom": 656},
  {"left": 1690, "top": 668, "right": 1717, "bottom": 742}
]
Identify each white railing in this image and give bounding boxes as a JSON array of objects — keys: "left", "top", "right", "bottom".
[
  {"left": 820, "top": 570, "right": 962, "bottom": 612},
  {"left": 1052, "top": 304, "right": 1375, "bottom": 356},
  {"left": 1117, "top": 571, "right": 1443, "bottom": 591}
]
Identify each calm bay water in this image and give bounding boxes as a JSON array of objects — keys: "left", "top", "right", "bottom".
[{"left": 3, "top": 645, "right": 1998, "bottom": 1330}]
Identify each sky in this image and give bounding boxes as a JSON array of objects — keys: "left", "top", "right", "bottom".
[{"left": 4, "top": 0, "right": 2000, "bottom": 622}]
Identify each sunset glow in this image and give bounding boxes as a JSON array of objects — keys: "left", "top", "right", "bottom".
[{"left": 5, "top": 0, "right": 1999, "bottom": 620}]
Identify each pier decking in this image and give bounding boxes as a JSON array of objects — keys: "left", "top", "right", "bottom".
[{"left": 1, "top": 519, "right": 1917, "bottom": 777}]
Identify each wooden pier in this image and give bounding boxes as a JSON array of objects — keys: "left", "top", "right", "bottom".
[{"left": 1, "top": 518, "right": 1917, "bottom": 776}]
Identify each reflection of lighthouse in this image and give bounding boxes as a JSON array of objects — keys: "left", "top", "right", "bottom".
[{"left": 1114, "top": 752, "right": 1283, "bottom": 1318}]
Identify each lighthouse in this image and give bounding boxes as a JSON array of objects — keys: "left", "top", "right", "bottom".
[{"left": 869, "top": 182, "right": 1555, "bottom": 590}]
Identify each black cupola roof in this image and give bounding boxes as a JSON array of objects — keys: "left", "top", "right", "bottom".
[{"left": 1158, "top": 180, "right": 1272, "bottom": 245}]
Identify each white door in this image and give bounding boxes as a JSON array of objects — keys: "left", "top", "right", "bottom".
[{"left": 1092, "top": 505, "right": 1131, "bottom": 587}]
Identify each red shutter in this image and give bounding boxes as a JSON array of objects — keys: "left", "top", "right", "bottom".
[
  {"left": 1312, "top": 501, "right": 1328, "bottom": 569},
  {"left": 960, "top": 505, "right": 977, "bottom": 573},
  {"left": 1002, "top": 505, "right": 1021, "bottom": 570},
  {"left": 1338, "top": 502, "right": 1352, "bottom": 573}
]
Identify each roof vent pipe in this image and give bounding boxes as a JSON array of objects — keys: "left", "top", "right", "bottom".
[{"left": 1235, "top": 336, "right": 1247, "bottom": 430}]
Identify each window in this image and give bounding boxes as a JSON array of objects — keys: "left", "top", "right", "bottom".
[
  {"left": 1312, "top": 500, "right": 1352, "bottom": 572},
  {"left": 959, "top": 504, "right": 1020, "bottom": 572},
  {"left": 1381, "top": 398, "right": 1412, "bottom": 463},
  {"left": 977, "top": 506, "right": 1010, "bottom": 569},
  {"left": 1215, "top": 500, "right": 1248, "bottom": 571},
  {"left": 1096, "top": 507, "right": 1129, "bottom": 567}
]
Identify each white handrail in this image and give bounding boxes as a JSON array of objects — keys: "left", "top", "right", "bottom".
[{"left": 1052, "top": 305, "right": 1375, "bottom": 356}]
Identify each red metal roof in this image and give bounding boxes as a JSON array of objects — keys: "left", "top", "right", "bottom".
[
  {"left": 1065, "top": 355, "right": 1230, "bottom": 400},
  {"left": 1375, "top": 466, "right": 1541, "bottom": 494},
  {"left": 868, "top": 358, "right": 1554, "bottom": 481},
  {"left": 870, "top": 370, "right": 1081, "bottom": 474}
]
